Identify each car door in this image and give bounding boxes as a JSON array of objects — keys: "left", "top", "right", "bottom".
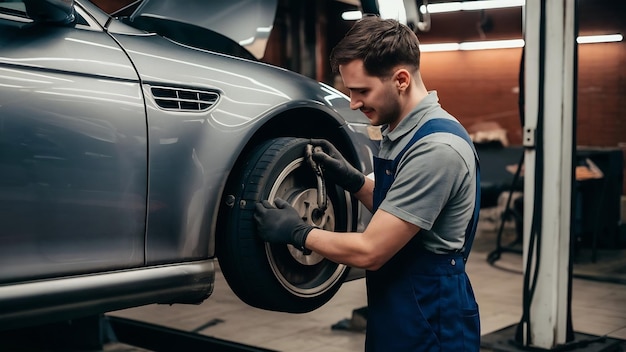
[{"left": 0, "top": 1, "right": 147, "bottom": 283}]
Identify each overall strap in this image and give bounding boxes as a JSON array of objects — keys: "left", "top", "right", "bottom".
[{"left": 393, "top": 118, "right": 481, "bottom": 262}]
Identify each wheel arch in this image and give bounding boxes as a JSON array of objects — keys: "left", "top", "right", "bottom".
[
  {"left": 215, "top": 106, "right": 364, "bottom": 243},
  {"left": 210, "top": 104, "right": 373, "bottom": 312},
  {"left": 241, "top": 107, "right": 364, "bottom": 171}
]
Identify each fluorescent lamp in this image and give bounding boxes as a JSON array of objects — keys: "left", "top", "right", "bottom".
[
  {"left": 342, "top": 1, "right": 407, "bottom": 24},
  {"left": 341, "top": 10, "right": 362, "bottom": 21},
  {"left": 344, "top": 0, "right": 525, "bottom": 20},
  {"left": 377, "top": 0, "right": 407, "bottom": 24},
  {"left": 421, "top": 39, "right": 523, "bottom": 52},
  {"left": 421, "top": 35, "right": 622, "bottom": 52},
  {"left": 420, "top": 43, "right": 461, "bottom": 52},
  {"left": 577, "top": 34, "right": 623, "bottom": 44},
  {"left": 420, "top": 0, "right": 525, "bottom": 14},
  {"left": 460, "top": 39, "right": 525, "bottom": 50}
]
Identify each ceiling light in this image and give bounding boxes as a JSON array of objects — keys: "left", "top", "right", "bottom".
[
  {"left": 420, "top": 0, "right": 525, "bottom": 14},
  {"left": 377, "top": 0, "right": 407, "bottom": 24},
  {"left": 420, "top": 34, "right": 622, "bottom": 52},
  {"left": 420, "top": 39, "right": 523, "bottom": 52},
  {"left": 460, "top": 39, "right": 525, "bottom": 50},
  {"left": 576, "top": 34, "right": 623, "bottom": 44},
  {"left": 341, "top": 10, "right": 362, "bottom": 20},
  {"left": 419, "top": 43, "right": 461, "bottom": 52}
]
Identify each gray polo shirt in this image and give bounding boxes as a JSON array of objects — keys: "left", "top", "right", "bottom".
[{"left": 377, "top": 91, "right": 477, "bottom": 254}]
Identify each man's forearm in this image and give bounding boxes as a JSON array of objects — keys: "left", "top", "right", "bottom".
[{"left": 353, "top": 177, "right": 375, "bottom": 212}]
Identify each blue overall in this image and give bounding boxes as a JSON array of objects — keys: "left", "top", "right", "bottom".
[{"left": 365, "top": 119, "right": 481, "bottom": 351}]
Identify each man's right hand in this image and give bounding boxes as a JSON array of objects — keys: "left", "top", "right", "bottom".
[{"left": 309, "top": 139, "right": 365, "bottom": 193}]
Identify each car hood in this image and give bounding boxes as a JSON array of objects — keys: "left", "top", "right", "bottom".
[{"left": 128, "top": 0, "right": 277, "bottom": 59}]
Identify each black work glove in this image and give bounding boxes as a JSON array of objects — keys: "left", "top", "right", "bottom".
[
  {"left": 254, "top": 198, "right": 314, "bottom": 252},
  {"left": 309, "top": 139, "right": 365, "bottom": 193}
]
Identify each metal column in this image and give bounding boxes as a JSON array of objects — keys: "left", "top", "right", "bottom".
[{"left": 521, "top": 0, "right": 576, "bottom": 348}]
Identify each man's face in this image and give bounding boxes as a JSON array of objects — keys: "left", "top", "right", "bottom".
[{"left": 339, "top": 60, "right": 402, "bottom": 129}]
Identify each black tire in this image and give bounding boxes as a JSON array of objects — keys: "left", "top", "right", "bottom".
[{"left": 217, "top": 137, "right": 352, "bottom": 313}]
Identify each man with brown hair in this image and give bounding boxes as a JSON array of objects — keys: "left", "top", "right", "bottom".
[{"left": 255, "top": 16, "right": 481, "bottom": 351}]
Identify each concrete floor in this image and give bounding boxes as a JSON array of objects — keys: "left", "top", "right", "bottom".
[{"left": 107, "top": 212, "right": 626, "bottom": 352}]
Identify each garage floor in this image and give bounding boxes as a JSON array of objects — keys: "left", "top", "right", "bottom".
[{"left": 106, "top": 210, "right": 626, "bottom": 352}]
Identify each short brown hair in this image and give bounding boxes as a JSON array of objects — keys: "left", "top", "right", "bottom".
[{"left": 330, "top": 16, "right": 421, "bottom": 77}]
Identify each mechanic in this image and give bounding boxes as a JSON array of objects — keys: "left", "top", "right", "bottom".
[{"left": 254, "top": 16, "right": 481, "bottom": 351}]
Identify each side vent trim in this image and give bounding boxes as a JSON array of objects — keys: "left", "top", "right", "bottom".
[{"left": 150, "top": 86, "right": 219, "bottom": 112}]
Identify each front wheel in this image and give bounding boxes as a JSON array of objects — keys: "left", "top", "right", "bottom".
[{"left": 217, "top": 137, "right": 353, "bottom": 313}]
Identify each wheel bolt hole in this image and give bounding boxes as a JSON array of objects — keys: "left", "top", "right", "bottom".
[{"left": 311, "top": 208, "right": 326, "bottom": 226}]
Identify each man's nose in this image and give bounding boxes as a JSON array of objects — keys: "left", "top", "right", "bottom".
[{"left": 349, "top": 98, "right": 363, "bottom": 110}]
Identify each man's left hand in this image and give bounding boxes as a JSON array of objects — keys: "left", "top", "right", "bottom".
[{"left": 254, "top": 198, "right": 314, "bottom": 251}]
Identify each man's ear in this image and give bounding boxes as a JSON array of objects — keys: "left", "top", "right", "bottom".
[{"left": 394, "top": 69, "right": 411, "bottom": 92}]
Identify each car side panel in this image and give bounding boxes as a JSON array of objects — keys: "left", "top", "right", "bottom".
[
  {"left": 0, "top": 19, "right": 147, "bottom": 282},
  {"left": 111, "top": 34, "right": 295, "bottom": 263},
  {"left": 111, "top": 33, "right": 379, "bottom": 264}
]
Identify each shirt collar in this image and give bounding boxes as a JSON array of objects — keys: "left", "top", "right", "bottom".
[{"left": 381, "top": 91, "right": 441, "bottom": 142}]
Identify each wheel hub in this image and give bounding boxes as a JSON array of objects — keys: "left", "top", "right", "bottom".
[{"left": 286, "top": 188, "right": 335, "bottom": 265}]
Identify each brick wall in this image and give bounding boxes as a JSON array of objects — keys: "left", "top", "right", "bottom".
[
  {"left": 420, "top": 42, "right": 625, "bottom": 148},
  {"left": 419, "top": 42, "right": 626, "bottom": 193},
  {"left": 266, "top": 0, "right": 626, "bottom": 193},
  {"left": 577, "top": 43, "right": 626, "bottom": 147},
  {"left": 416, "top": 0, "right": 626, "bottom": 193},
  {"left": 420, "top": 49, "right": 525, "bottom": 145}
]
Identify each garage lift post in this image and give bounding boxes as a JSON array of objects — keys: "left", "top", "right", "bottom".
[
  {"left": 482, "top": 0, "right": 623, "bottom": 350},
  {"left": 520, "top": 0, "right": 576, "bottom": 348}
]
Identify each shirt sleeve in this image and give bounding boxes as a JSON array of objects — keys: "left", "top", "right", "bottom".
[{"left": 377, "top": 139, "right": 470, "bottom": 231}]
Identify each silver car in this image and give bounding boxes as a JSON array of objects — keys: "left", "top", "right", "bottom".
[{"left": 0, "top": 0, "right": 376, "bottom": 330}]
